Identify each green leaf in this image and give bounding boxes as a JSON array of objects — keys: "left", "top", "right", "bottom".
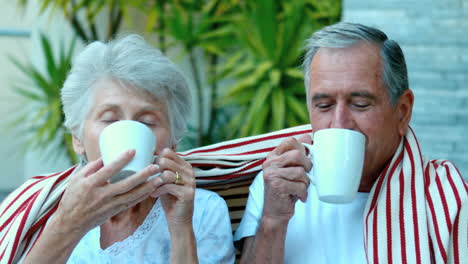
[
  {"left": 285, "top": 68, "right": 304, "bottom": 80},
  {"left": 39, "top": 33, "right": 58, "bottom": 84},
  {"left": 145, "top": 9, "right": 159, "bottom": 32},
  {"left": 272, "top": 89, "right": 285, "bottom": 130},
  {"left": 251, "top": 104, "right": 269, "bottom": 135},
  {"left": 240, "top": 83, "right": 272, "bottom": 137},
  {"left": 198, "top": 25, "right": 233, "bottom": 42},
  {"left": 286, "top": 93, "right": 309, "bottom": 122},
  {"left": 8, "top": 55, "right": 32, "bottom": 77},
  {"left": 225, "top": 108, "right": 248, "bottom": 139},
  {"left": 269, "top": 69, "right": 281, "bottom": 87},
  {"left": 225, "top": 61, "right": 272, "bottom": 96},
  {"left": 216, "top": 88, "right": 255, "bottom": 107},
  {"left": 249, "top": 0, "right": 276, "bottom": 59},
  {"left": 214, "top": 50, "right": 245, "bottom": 79},
  {"left": 13, "top": 86, "right": 44, "bottom": 102}
]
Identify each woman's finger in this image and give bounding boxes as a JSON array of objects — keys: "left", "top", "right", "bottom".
[
  {"left": 90, "top": 149, "right": 136, "bottom": 186},
  {"left": 75, "top": 158, "right": 104, "bottom": 178},
  {"left": 109, "top": 180, "right": 160, "bottom": 211},
  {"left": 149, "top": 184, "right": 193, "bottom": 200},
  {"left": 107, "top": 164, "right": 160, "bottom": 196},
  {"left": 156, "top": 154, "right": 195, "bottom": 186},
  {"left": 158, "top": 148, "right": 190, "bottom": 167},
  {"left": 158, "top": 170, "right": 177, "bottom": 184}
]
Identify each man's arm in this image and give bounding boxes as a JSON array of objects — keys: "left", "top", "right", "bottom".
[
  {"left": 240, "top": 217, "right": 289, "bottom": 264},
  {"left": 238, "top": 136, "right": 312, "bottom": 264}
]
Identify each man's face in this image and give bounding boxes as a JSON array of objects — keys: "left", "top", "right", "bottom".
[{"left": 307, "top": 43, "right": 413, "bottom": 191}]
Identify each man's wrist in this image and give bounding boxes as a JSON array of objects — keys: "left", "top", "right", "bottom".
[{"left": 259, "top": 215, "right": 289, "bottom": 235}]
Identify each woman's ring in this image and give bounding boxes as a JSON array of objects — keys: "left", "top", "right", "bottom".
[{"left": 175, "top": 171, "right": 183, "bottom": 185}]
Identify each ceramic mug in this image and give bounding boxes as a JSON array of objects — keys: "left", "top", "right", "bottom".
[
  {"left": 303, "top": 128, "right": 366, "bottom": 204},
  {"left": 99, "top": 120, "right": 156, "bottom": 183}
]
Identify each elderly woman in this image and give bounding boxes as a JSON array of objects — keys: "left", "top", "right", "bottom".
[{"left": 22, "top": 35, "right": 235, "bottom": 263}]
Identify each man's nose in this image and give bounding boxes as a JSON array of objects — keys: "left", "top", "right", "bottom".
[{"left": 329, "top": 104, "right": 356, "bottom": 129}]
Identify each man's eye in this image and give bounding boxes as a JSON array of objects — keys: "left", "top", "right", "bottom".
[
  {"left": 353, "top": 103, "right": 371, "bottom": 109},
  {"left": 316, "top": 103, "right": 332, "bottom": 109}
]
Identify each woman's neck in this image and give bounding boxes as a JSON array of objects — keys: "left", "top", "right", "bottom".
[{"left": 100, "top": 197, "right": 157, "bottom": 249}]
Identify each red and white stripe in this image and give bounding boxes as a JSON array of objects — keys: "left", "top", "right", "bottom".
[
  {"left": 363, "top": 127, "right": 467, "bottom": 264},
  {"left": 0, "top": 124, "right": 466, "bottom": 263}
]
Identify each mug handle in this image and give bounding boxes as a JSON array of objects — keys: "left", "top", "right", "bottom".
[{"left": 301, "top": 143, "right": 316, "bottom": 185}]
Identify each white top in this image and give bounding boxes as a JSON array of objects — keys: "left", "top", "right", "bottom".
[
  {"left": 68, "top": 189, "right": 235, "bottom": 264},
  {"left": 234, "top": 172, "right": 369, "bottom": 264}
]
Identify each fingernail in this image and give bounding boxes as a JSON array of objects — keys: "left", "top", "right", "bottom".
[
  {"left": 153, "top": 177, "right": 163, "bottom": 186},
  {"left": 149, "top": 164, "right": 160, "bottom": 172}
]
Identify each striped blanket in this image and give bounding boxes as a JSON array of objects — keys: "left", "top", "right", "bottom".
[{"left": 0, "top": 124, "right": 466, "bottom": 263}]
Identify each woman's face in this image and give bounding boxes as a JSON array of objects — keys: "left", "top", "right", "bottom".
[{"left": 72, "top": 78, "right": 173, "bottom": 162}]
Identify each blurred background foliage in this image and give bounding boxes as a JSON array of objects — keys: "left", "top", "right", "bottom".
[{"left": 12, "top": 0, "right": 341, "bottom": 163}]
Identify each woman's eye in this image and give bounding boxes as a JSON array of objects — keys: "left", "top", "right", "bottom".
[
  {"left": 102, "top": 119, "right": 118, "bottom": 123},
  {"left": 141, "top": 122, "right": 156, "bottom": 126},
  {"left": 139, "top": 120, "right": 157, "bottom": 126}
]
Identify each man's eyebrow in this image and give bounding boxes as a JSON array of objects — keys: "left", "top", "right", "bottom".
[
  {"left": 350, "top": 91, "right": 377, "bottom": 100},
  {"left": 311, "top": 93, "right": 332, "bottom": 102}
]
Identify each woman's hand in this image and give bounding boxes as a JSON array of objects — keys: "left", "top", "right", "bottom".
[
  {"left": 55, "top": 149, "right": 162, "bottom": 237},
  {"left": 151, "top": 148, "right": 196, "bottom": 228},
  {"left": 151, "top": 148, "right": 198, "bottom": 263},
  {"left": 23, "top": 150, "right": 163, "bottom": 264}
]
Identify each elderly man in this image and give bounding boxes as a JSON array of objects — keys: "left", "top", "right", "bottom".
[{"left": 234, "top": 22, "right": 467, "bottom": 263}]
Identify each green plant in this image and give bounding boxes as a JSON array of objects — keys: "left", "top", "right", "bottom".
[
  {"left": 217, "top": 0, "right": 341, "bottom": 138},
  {"left": 16, "top": 0, "right": 136, "bottom": 42},
  {"left": 11, "top": 0, "right": 341, "bottom": 157},
  {"left": 9, "top": 33, "right": 77, "bottom": 164},
  {"left": 142, "top": 0, "right": 238, "bottom": 146}
]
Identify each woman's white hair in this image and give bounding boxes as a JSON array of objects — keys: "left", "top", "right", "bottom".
[{"left": 61, "top": 34, "right": 192, "bottom": 144}]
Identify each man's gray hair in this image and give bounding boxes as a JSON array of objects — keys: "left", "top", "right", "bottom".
[
  {"left": 302, "top": 22, "right": 408, "bottom": 105},
  {"left": 61, "top": 34, "right": 192, "bottom": 144}
]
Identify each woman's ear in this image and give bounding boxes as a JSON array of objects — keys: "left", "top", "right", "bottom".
[
  {"left": 397, "top": 89, "right": 414, "bottom": 136},
  {"left": 72, "top": 134, "right": 85, "bottom": 156}
]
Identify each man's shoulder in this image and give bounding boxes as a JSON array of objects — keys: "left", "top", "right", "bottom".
[{"left": 423, "top": 158, "right": 466, "bottom": 196}]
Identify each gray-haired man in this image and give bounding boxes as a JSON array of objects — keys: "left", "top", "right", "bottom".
[{"left": 234, "top": 22, "right": 466, "bottom": 264}]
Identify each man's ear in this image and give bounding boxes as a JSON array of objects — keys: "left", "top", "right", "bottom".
[
  {"left": 397, "top": 89, "right": 414, "bottom": 136},
  {"left": 72, "top": 134, "right": 85, "bottom": 156}
]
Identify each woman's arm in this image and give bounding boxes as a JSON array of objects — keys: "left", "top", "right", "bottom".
[
  {"left": 24, "top": 151, "right": 162, "bottom": 263},
  {"left": 151, "top": 148, "right": 199, "bottom": 263},
  {"left": 23, "top": 211, "right": 85, "bottom": 264},
  {"left": 168, "top": 222, "right": 198, "bottom": 263}
]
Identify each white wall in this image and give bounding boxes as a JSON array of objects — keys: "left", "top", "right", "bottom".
[
  {"left": 0, "top": 1, "right": 77, "bottom": 196},
  {"left": 343, "top": 0, "right": 468, "bottom": 178}
]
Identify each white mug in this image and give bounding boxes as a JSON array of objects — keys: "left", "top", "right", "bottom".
[
  {"left": 303, "top": 128, "right": 366, "bottom": 204},
  {"left": 99, "top": 120, "right": 156, "bottom": 183}
]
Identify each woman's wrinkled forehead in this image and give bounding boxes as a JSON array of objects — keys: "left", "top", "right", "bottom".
[{"left": 87, "top": 77, "right": 168, "bottom": 116}]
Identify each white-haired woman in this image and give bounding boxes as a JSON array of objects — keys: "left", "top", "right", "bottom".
[{"left": 23, "top": 35, "right": 235, "bottom": 263}]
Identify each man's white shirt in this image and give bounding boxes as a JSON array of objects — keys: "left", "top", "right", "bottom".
[{"left": 234, "top": 172, "right": 369, "bottom": 263}]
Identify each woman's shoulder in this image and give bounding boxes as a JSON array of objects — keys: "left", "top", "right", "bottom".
[
  {"left": 193, "top": 188, "right": 225, "bottom": 205},
  {"left": 193, "top": 188, "right": 229, "bottom": 217}
]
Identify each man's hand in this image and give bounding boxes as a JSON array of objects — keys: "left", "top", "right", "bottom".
[
  {"left": 262, "top": 135, "right": 312, "bottom": 223},
  {"left": 239, "top": 135, "right": 313, "bottom": 264}
]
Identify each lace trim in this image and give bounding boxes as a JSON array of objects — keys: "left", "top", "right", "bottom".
[{"left": 102, "top": 200, "right": 163, "bottom": 256}]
